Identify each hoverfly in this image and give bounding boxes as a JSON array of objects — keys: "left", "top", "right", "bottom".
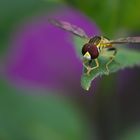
[{"left": 49, "top": 18, "right": 140, "bottom": 75}]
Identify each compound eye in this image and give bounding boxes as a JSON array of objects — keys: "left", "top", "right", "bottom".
[
  {"left": 88, "top": 45, "right": 99, "bottom": 59},
  {"left": 82, "top": 43, "right": 90, "bottom": 55},
  {"left": 82, "top": 43, "right": 99, "bottom": 59}
]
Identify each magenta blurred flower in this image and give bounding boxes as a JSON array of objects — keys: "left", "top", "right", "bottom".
[{"left": 5, "top": 7, "right": 100, "bottom": 93}]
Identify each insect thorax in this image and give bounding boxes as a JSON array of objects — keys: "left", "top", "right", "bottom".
[
  {"left": 88, "top": 36, "right": 102, "bottom": 45},
  {"left": 90, "top": 36, "right": 112, "bottom": 50}
]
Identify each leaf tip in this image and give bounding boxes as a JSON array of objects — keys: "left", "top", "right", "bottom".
[{"left": 85, "top": 87, "right": 89, "bottom": 91}]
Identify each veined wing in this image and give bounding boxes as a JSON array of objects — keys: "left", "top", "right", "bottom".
[
  {"left": 108, "top": 37, "right": 140, "bottom": 44},
  {"left": 48, "top": 18, "right": 89, "bottom": 39}
]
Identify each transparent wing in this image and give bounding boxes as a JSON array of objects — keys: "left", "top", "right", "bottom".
[
  {"left": 48, "top": 18, "right": 89, "bottom": 39},
  {"left": 109, "top": 37, "right": 140, "bottom": 44}
]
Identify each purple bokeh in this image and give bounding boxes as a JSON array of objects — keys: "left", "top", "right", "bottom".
[{"left": 5, "top": 7, "right": 100, "bottom": 93}]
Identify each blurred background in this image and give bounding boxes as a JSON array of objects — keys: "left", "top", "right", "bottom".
[{"left": 0, "top": 0, "right": 140, "bottom": 140}]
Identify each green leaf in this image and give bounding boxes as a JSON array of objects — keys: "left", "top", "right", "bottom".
[{"left": 74, "top": 37, "right": 140, "bottom": 91}]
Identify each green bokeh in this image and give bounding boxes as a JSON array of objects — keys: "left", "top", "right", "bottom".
[
  {"left": 0, "top": 80, "right": 89, "bottom": 140},
  {"left": 65, "top": 0, "right": 140, "bottom": 36},
  {"left": 0, "top": 0, "right": 62, "bottom": 53}
]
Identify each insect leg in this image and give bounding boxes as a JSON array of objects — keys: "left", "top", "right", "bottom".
[
  {"left": 105, "top": 47, "right": 117, "bottom": 74},
  {"left": 86, "top": 59, "right": 99, "bottom": 75}
]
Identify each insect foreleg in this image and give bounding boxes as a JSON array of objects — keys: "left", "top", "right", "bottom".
[{"left": 83, "top": 59, "right": 99, "bottom": 75}]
